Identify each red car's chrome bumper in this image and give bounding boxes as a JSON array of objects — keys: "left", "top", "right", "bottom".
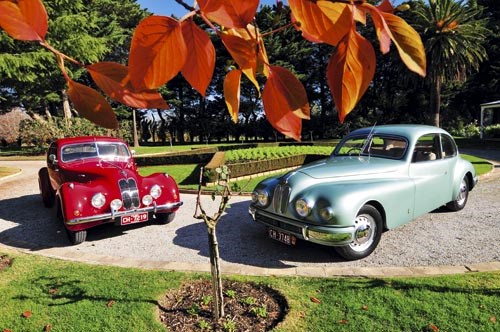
[{"left": 66, "top": 201, "right": 183, "bottom": 225}]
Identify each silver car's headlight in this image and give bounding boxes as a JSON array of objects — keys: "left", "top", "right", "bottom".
[
  {"left": 91, "top": 193, "right": 106, "bottom": 209},
  {"left": 150, "top": 184, "right": 162, "bottom": 199},
  {"left": 110, "top": 199, "right": 123, "bottom": 211},
  {"left": 295, "top": 198, "right": 312, "bottom": 217},
  {"left": 319, "top": 207, "right": 334, "bottom": 221},
  {"left": 251, "top": 190, "right": 269, "bottom": 207}
]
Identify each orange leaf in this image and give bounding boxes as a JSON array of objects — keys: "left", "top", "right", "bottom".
[
  {"left": 223, "top": 69, "right": 242, "bottom": 123},
  {"left": 181, "top": 20, "right": 215, "bottom": 97},
  {"left": 87, "top": 62, "right": 168, "bottom": 109},
  {"left": 310, "top": 296, "right": 321, "bottom": 304},
  {"left": 361, "top": 305, "right": 369, "bottom": 311},
  {"left": 289, "top": 0, "right": 350, "bottom": 46},
  {"left": 428, "top": 323, "right": 439, "bottom": 332},
  {"left": 44, "top": 324, "right": 52, "bottom": 332},
  {"left": 67, "top": 79, "right": 118, "bottom": 129},
  {"left": 361, "top": 3, "right": 392, "bottom": 54},
  {"left": 262, "top": 66, "right": 310, "bottom": 141},
  {"left": 377, "top": 0, "right": 394, "bottom": 14},
  {"left": 22, "top": 310, "right": 32, "bottom": 318},
  {"left": 338, "top": 319, "right": 349, "bottom": 324},
  {"left": 197, "top": 0, "right": 259, "bottom": 29},
  {"left": 3, "top": 329, "right": 13, "bottom": 332},
  {"left": 381, "top": 12, "right": 426, "bottom": 77},
  {"left": 0, "top": 0, "right": 48, "bottom": 41},
  {"left": 106, "top": 300, "right": 115, "bottom": 308},
  {"left": 490, "top": 316, "right": 497, "bottom": 323},
  {"left": 220, "top": 32, "right": 260, "bottom": 92},
  {"left": 225, "top": 25, "right": 270, "bottom": 78},
  {"left": 327, "top": 28, "right": 376, "bottom": 123},
  {"left": 129, "top": 16, "right": 187, "bottom": 90}
]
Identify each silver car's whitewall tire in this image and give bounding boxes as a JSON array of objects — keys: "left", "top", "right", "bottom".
[
  {"left": 334, "top": 205, "right": 383, "bottom": 260},
  {"left": 446, "top": 176, "right": 469, "bottom": 211}
]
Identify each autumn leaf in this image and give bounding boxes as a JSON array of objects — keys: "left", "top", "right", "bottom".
[
  {"left": 377, "top": 0, "right": 394, "bottom": 14},
  {"left": 220, "top": 32, "right": 260, "bottom": 92},
  {"left": 262, "top": 66, "right": 310, "bottom": 141},
  {"left": 197, "top": 0, "right": 259, "bottom": 29},
  {"left": 223, "top": 69, "right": 242, "bottom": 123},
  {"left": 129, "top": 16, "right": 187, "bottom": 91},
  {"left": 3, "top": 329, "right": 13, "bottom": 332},
  {"left": 87, "top": 62, "right": 168, "bottom": 109},
  {"left": 490, "top": 316, "right": 497, "bottom": 323},
  {"left": 361, "top": 305, "right": 369, "bottom": 311},
  {"left": 327, "top": 28, "right": 376, "bottom": 123},
  {"left": 225, "top": 24, "right": 270, "bottom": 78},
  {"left": 22, "top": 310, "right": 32, "bottom": 318},
  {"left": 310, "top": 296, "right": 321, "bottom": 304},
  {"left": 181, "top": 19, "right": 215, "bottom": 97},
  {"left": 289, "top": 0, "right": 350, "bottom": 46},
  {"left": 106, "top": 300, "right": 115, "bottom": 308},
  {"left": 67, "top": 79, "right": 118, "bottom": 129},
  {"left": 338, "top": 319, "right": 349, "bottom": 324},
  {"left": 48, "top": 288, "right": 58, "bottom": 295},
  {"left": 427, "top": 323, "right": 439, "bottom": 332},
  {"left": 44, "top": 323, "right": 52, "bottom": 332},
  {"left": 0, "top": 0, "right": 48, "bottom": 41},
  {"left": 381, "top": 11, "right": 426, "bottom": 77},
  {"left": 361, "top": 3, "right": 392, "bottom": 54}
]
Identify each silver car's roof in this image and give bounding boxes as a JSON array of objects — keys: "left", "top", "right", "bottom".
[{"left": 348, "top": 124, "right": 450, "bottom": 140}]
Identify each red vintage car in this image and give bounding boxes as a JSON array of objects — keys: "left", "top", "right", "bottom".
[{"left": 38, "top": 136, "right": 183, "bottom": 244}]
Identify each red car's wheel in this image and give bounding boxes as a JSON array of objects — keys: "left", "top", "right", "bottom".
[
  {"left": 38, "top": 167, "right": 55, "bottom": 208},
  {"left": 156, "top": 212, "right": 176, "bottom": 224},
  {"left": 66, "top": 229, "right": 87, "bottom": 245},
  {"left": 55, "top": 199, "right": 87, "bottom": 245}
]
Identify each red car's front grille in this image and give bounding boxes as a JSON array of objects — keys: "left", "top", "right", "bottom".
[{"left": 118, "top": 178, "right": 140, "bottom": 209}]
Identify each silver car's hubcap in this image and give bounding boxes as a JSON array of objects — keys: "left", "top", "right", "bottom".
[
  {"left": 456, "top": 178, "right": 468, "bottom": 206},
  {"left": 350, "top": 214, "right": 376, "bottom": 252}
]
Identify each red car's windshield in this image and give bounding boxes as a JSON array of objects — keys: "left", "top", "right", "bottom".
[{"left": 61, "top": 142, "right": 130, "bottom": 162}]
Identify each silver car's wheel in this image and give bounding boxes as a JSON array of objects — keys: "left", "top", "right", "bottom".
[
  {"left": 334, "top": 205, "right": 383, "bottom": 260},
  {"left": 446, "top": 176, "right": 469, "bottom": 211}
]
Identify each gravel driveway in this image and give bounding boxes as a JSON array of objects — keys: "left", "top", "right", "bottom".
[{"left": 0, "top": 156, "right": 499, "bottom": 270}]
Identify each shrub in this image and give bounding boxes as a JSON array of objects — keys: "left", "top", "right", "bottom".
[
  {"left": 449, "top": 122, "right": 480, "bottom": 138},
  {"left": 19, "top": 117, "right": 133, "bottom": 147},
  {"left": 484, "top": 124, "right": 500, "bottom": 138}
]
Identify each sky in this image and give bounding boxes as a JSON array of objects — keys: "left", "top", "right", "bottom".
[
  {"left": 136, "top": 1, "right": 405, "bottom": 18},
  {"left": 136, "top": 0, "right": 280, "bottom": 18}
]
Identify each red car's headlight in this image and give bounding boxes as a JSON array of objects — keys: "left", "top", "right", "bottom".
[{"left": 91, "top": 193, "right": 106, "bottom": 208}]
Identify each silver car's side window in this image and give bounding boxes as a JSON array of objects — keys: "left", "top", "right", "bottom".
[
  {"left": 441, "top": 135, "right": 457, "bottom": 158},
  {"left": 412, "top": 134, "right": 440, "bottom": 162}
]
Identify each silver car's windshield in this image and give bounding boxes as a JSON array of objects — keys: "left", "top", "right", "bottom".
[
  {"left": 334, "top": 135, "right": 408, "bottom": 159},
  {"left": 61, "top": 142, "right": 130, "bottom": 162}
]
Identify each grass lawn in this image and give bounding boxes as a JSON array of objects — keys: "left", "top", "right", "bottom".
[
  {"left": 0, "top": 251, "right": 498, "bottom": 331},
  {"left": 462, "top": 154, "right": 493, "bottom": 176}
]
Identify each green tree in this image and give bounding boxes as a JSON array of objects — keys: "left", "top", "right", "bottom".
[
  {"left": 0, "top": 0, "right": 147, "bottom": 118},
  {"left": 413, "top": 0, "right": 489, "bottom": 127}
]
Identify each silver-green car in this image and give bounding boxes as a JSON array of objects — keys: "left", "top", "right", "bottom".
[{"left": 249, "top": 125, "right": 478, "bottom": 260}]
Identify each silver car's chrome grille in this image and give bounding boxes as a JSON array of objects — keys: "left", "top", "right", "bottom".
[
  {"left": 273, "top": 184, "right": 291, "bottom": 214},
  {"left": 118, "top": 178, "right": 140, "bottom": 209}
]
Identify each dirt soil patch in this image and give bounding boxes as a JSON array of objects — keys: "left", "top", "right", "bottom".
[
  {"left": 159, "top": 279, "right": 288, "bottom": 331},
  {"left": 0, "top": 255, "right": 13, "bottom": 271}
]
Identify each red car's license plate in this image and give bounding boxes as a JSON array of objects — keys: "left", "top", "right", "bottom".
[
  {"left": 268, "top": 228, "right": 296, "bottom": 245},
  {"left": 121, "top": 212, "right": 148, "bottom": 225}
]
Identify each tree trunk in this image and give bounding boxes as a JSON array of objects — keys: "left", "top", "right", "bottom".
[
  {"left": 132, "top": 109, "right": 139, "bottom": 148},
  {"left": 61, "top": 89, "right": 72, "bottom": 119},
  {"left": 207, "top": 226, "right": 224, "bottom": 319},
  {"left": 429, "top": 78, "right": 441, "bottom": 127}
]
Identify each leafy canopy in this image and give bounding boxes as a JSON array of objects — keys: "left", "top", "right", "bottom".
[{"left": 0, "top": 0, "right": 426, "bottom": 140}]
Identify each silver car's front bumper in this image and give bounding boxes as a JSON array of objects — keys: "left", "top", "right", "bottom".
[
  {"left": 249, "top": 207, "right": 355, "bottom": 246},
  {"left": 67, "top": 201, "right": 183, "bottom": 225}
]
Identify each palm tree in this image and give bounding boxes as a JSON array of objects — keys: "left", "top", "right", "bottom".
[{"left": 414, "top": 0, "right": 489, "bottom": 127}]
